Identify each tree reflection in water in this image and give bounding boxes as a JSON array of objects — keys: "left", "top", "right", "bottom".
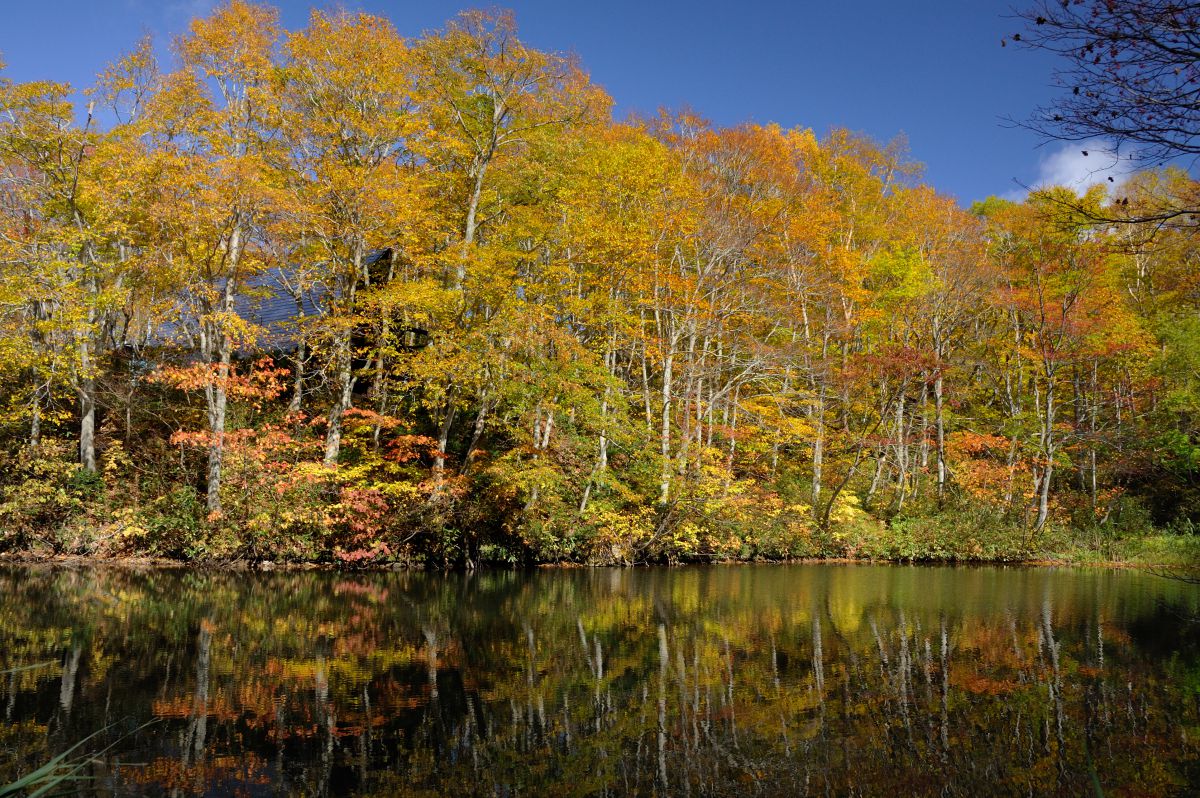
[{"left": 0, "top": 564, "right": 1197, "bottom": 796}]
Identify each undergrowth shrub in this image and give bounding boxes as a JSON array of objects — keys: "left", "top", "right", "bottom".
[
  {"left": 882, "top": 503, "right": 1030, "bottom": 561},
  {"left": 0, "top": 441, "right": 91, "bottom": 551}
]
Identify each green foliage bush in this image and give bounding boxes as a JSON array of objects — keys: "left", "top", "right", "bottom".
[
  {"left": 0, "top": 441, "right": 92, "bottom": 551},
  {"left": 139, "top": 487, "right": 205, "bottom": 559},
  {"left": 880, "top": 504, "right": 1032, "bottom": 562}
]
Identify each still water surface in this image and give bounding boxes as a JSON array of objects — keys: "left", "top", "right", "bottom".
[{"left": 1, "top": 564, "right": 1198, "bottom": 796}]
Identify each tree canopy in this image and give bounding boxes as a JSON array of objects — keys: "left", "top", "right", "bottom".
[{"left": 1, "top": 2, "right": 1199, "bottom": 565}]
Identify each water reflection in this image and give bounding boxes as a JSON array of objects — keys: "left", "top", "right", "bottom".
[{"left": 1, "top": 565, "right": 1198, "bottom": 796}]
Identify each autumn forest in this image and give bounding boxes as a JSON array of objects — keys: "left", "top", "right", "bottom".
[{"left": 3, "top": 1, "right": 1200, "bottom": 567}]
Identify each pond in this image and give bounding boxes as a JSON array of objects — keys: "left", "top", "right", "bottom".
[{"left": 1, "top": 564, "right": 1198, "bottom": 796}]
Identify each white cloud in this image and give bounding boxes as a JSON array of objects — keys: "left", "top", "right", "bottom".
[{"left": 1004, "top": 139, "right": 1136, "bottom": 201}]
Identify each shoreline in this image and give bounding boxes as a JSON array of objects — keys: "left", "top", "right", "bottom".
[{"left": 2, "top": 550, "right": 1192, "bottom": 573}]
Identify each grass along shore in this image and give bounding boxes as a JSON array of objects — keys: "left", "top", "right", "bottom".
[{"left": 3, "top": 507, "right": 1198, "bottom": 571}]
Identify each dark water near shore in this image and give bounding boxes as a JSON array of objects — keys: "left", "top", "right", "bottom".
[{"left": 2, "top": 564, "right": 1199, "bottom": 797}]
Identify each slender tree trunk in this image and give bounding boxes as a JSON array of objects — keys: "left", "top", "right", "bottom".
[
  {"left": 457, "top": 143, "right": 492, "bottom": 290},
  {"left": 1003, "top": 434, "right": 1020, "bottom": 509},
  {"left": 675, "top": 327, "right": 697, "bottom": 480},
  {"left": 287, "top": 292, "right": 307, "bottom": 414},
  {"left": 723, "top": 383, "right": 740, "bottom": 494},
  {"left": 934, "top": 370, "right": 946, "bottom": 500},
  {"left": 460, "top": 385, "right": 490, "bottom": 476},
  {"left": 1089, "top": 361, "right": 1099, "bottom": 511},
  {"left": 324, "top": 248, "right": 363, "bottom": 466},
  {"left": 640, "top": 310, "right": 653, "bottom": 431},
  {"left": 525, "top": 404, "right": 555, "bottom": 512},
  {"left": 323, "top": 340, "right": 355, "bottom": 466},
  {"left": 918, "top": 381, "right": 929, "bottom": 474},
  {"left": 203, "top": 224, "right": 242, "bottom": 514},
  {"left": 810, "top": 392, "right": 825, "bottom": 509},
  {"left": 433, "top": 392, "right": 457, "bottom": 489},
  {"left": 866, "top": 452, "right": 887, "bottom": 503},
  {"left": 895, "top": 384, "right": 909, "bottom": 510},
  {"left": 78, "top": 267, "right": 101, "bottom": 472},
  {"left": 370, "top": 310, "right": 391, "bottom": 450},
  {"left": 1034, "top": 370, "right": 1056, "bottom": 532},
  {"left": 78, "top": 343, "right": 97, "bottom": 473},
  {"left": 29, "top": 381, "right": 43, "bottom": 450},
  {"left": 72, "top": 154, "right": 101, "bottom": 474},
  {"left": 205, "top": 337, "right": 231, "bottom": 514},
  {"left": 287, "top": 337, "right": 306, "bottom": 414},
  {"left": 659, "top": 348, "right": 674, "bottom": 505},
  {"left": 580, "top": 345, "right": 613, "bottom": 514}
]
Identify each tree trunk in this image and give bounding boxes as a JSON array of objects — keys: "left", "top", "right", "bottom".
[
  {"left": 457, "top": 145, "right": 491, "bottom": 290},
  {"left": 579, "top": 346, "right": 613, "bottom": 514},
  {"left": 29, "top": 381, "right": 43, "bottom": 450},
  {"left": 77, "top": 276, "right": 100, "bottom": 472},
  {"left": 78, "top": 353, "right": 97, "bottom": 473},
  {"left": 1034, "top": 372, "right": 1056, "bottom": 532},
  {"left": 460, "top": 387, "right": 491, "bottom": 476},
  {"left": 659, "top": 348, "right": 674, "bottom": 505},
  {"left": 324, "top": 248, "right": 363, "bottom": 466},
  {"left": 640, "top": 310, "right": 654, "bottom": 431},
  {"left": 934, "top": 371, "right": 946, "bottom": 500},
  {"left": 203, "top": 224, "right": 242, "bottom": 514},
  {"left": 323, "top": 339, "right": 355, "bottom": 466},
  {"left": 287, "top": 293, "right": 307, "bottom": 414},
  {"left": 205, "top": 340, "right": 231, "bottom": 514},
  {"left": 1089, "top": 361, "right": 1099, "bottom": 511},
  {"left": 810, "top": 392, "right": 825, "bottom": 509},
  {"left": 433, "top": 390, "right": 458, "bottom": 489},
  {"left": 723, "top": 383, "right": 740, "bottom": 494},
  {"left": 895, "top": 385, "right": 909, "bottom": 511}
]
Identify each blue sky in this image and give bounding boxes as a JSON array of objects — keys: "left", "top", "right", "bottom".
[{"left": 0, "top": 0, "right": 1121, "bottom": 204}]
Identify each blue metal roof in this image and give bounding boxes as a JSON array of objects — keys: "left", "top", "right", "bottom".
[{"left": 149, "top": 248, "right": 392, "bottom": 352}]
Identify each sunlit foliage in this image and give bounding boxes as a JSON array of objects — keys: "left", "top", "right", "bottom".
[{"left": 1, "top": 2, "right": 1198, "bottom": 564}]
